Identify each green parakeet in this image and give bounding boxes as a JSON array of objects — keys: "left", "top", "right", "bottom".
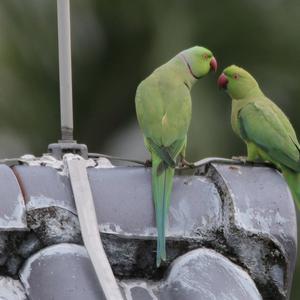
[
  {"left": 218, "top": 65, "right": 300, "bottom": 211},
  {"left": 135, "top": 46, "right": 217, "bottom": 266}
]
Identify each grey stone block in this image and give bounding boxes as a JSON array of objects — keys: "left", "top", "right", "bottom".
[
  {"left": 4, "top": 160, "right": 296, "bottom": 300},
  {"left": 88, "top": 167, "right": 222, "bottom": 238},
  {"left": 13, "top": 165, "right": 222, "bottom": 240},
  {"left": 12, "top": 165, "right": 223, "bottom": 278},
  {"left": 160, "top": 248, "right": 262, "bottom": 300},
  {"left": 0, "top": 276, "right": 27, "bottom": 300},
  {"left": 206, "top": 163, "right": 297, "bottom": 299},
  {"left": 13, "top": 166, "right": 82, "bottom": 248},
  {"left": 121, "top": 249, "right": 262, "bottom": 300},
  {"left": 19, "top": 243, "right": 104, "bottom": 300},
  {"left": 0, "top": 164, "right": 27, "bottom": 231},
  {"left": 87, "top": 167, "right": 223, "bottom": 278},
  {"left": 18, "top": 244, "right": 262, "bottom": 300},
  {"left": 13, "top": 165, "right": 76, "bottom": 214}
]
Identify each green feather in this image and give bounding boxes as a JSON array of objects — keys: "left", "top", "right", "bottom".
[
  {"left": 146, "top": 138, "right": 176, "bottom": 168},
  {"left": 151, "top": 152, "right": 174, "bottom": 266}
]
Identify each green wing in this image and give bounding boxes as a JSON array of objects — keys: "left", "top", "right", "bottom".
[
  {"left": 145, "top": 137, "right": 186, "bottom": 168},
  {"left": 238, "top": 102, "right": 300, "bottom": 172}
]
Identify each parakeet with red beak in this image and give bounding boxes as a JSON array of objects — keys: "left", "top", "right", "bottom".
[
  {"left": 135, "top": 46, "right": 217, "bottom": 266},
  {"left": 218, "top": 65, "right": 300, "bottom": 210}
]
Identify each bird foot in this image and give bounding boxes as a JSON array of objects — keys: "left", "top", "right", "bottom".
[
  {"left": 180, "top": 158, "right": 195, "bottom": 168},
  {"left": 231, "top": 156, "right": 249, "bottom": 164},
  {"left": 144, "top": 159, "right": 152, "bottom": 168}
]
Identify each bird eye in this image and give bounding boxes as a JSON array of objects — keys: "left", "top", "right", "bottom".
[
  {"left": 203, "top": 54, "right": 209, "bottom": 60},
  {"left": 233, "top": 73, "right": 240, "bottom": 80}
]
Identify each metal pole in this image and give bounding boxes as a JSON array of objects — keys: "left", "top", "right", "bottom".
[
  {"left": 49, "top": 0, "right": 88, "bottom": 158},
  {"left": 57, "top": 0, "right": 74, "bottom": 141}
]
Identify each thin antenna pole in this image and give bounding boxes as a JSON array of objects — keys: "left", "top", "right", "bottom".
[{"left": 57, "top": 0, "right": 74, "bottom": 141}]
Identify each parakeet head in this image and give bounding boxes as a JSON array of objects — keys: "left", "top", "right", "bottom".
[
  {"left": 218, "top": 65, "right": 259, "bottom": 99},
  {"left": 180, "top": 46, "right": 217, "bottom": 79}
]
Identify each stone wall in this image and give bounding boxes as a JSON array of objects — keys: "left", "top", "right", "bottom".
[{"left": 0, "top": 157, "right": 297, "bottom": 299}]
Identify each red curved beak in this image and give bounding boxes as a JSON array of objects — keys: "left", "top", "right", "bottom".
[
  {"left": 210, "top": 57, "right": 217, "bottom": 72},
  {"left": 218, "top": 73, "right": 228, "bottom": 89}
]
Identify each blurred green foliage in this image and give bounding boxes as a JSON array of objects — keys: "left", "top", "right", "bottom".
[{"left": 0, "top": 0, "right": 299, "bottom": 297}]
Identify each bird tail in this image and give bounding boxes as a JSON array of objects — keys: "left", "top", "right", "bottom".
[
  {"left": 151, "top": 152, "right": 175, "bottom": 267},
  {"left": 282, "top": 168, "right": 300, "bottom": 211}
]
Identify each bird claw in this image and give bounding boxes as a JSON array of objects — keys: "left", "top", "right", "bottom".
[{"left": 231, "top": 156, "right": 248, "bottom": 164}]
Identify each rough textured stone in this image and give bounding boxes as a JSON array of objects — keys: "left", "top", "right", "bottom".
[
  {"left": 0, "top": 233, "right": 8, "bottom": 267},
  {"left": 0, "top": 164, "right": 27, "bottom": 231},
  {"left": 0, "top": 231, "right": 42, "bottom": 278},
  {"left": 206, "top": 163, "right": 297, "bottom": 299},
  {"left": 17, "top": 233, "right": 41, "bottom": 259},
  {"left": 26, "top": 207, "right": 82, "bottom": 246},
  {"left": 19, "top": 243, "right": 104, "bottom": 300},
  {"left": 0, "top": 276, "right": 27, "bottom": 300}
]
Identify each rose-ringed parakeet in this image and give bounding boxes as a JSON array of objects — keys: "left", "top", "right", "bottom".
[
  {"left": 135, "top": 46, "right": 217, "bottom": 266},
  {"left": 218, "top": 65, "right": 300, "bottom": 211}
]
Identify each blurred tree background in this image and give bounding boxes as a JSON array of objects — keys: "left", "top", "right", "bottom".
[{"left": 0, "top": 0, "right": 299, "bottom": 297}]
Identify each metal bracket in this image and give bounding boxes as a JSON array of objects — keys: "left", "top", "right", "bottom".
[
  {"left": 66, "top": 155, "right": 123, "bottom": 300},
  {"left": 48, "top": 142, "right": 88, "bottom": 159}
]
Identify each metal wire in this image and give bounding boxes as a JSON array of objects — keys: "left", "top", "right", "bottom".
[
  {"left": 88, "top": 153, "right": 275, "bottom": 170},
  {"left": 88, "top": 152, "right": 146, "bottom": 165}
]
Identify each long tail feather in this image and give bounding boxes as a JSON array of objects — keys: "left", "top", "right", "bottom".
[{"left": 151, "top": 152, "right": 175, "bottom": 267}]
